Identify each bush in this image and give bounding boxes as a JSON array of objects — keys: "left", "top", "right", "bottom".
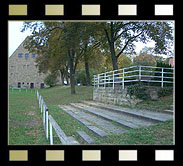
[
  {"left": 157, "top": 87, "right": 173, "bottom": 98},
  {"left": 127, "top": 83, "right": 150, "bottom": 100},
  {"left": 44, "top": 73, "right": 58, "bottom": 87},
  {"left": 75, "top": 68, "right": 97, "bottom": 86}
]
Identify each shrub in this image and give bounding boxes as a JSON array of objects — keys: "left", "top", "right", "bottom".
[
  {"left": 44, "top": 73, "right": 58, "bottom": 87},
  {"left": 127, "top": 83, "right": 150, "bottom": 100},
  {"left": 157, "top": 87, "right": 173, "bottom": 98}
]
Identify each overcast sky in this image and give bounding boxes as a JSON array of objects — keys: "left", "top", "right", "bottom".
[{"left": 8, "top": 21, "right": 162, "bottom": 57}]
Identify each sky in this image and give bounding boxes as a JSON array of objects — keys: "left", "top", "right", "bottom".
[{"left": 9, "top": 21, "right": 165, "bottom": 57}]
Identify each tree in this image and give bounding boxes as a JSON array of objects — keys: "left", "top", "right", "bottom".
[
  {"left": 133, "top": 53, "right": 157, "bottom": 66},
  {"left": 101, "top": 21, "right": 173, "bottom": 71},
  {"left": 22, "top": 22, "right": 95, "bottom": 94},
  {"left": 44, "top": 72, "right": 58, "bottom": 87}
]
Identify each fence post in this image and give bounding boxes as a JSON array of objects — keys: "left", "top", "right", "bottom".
[
  {"left": 122, "top": 69, "right": 125, "bottom": 89},
  {"left": 46, "top": 108, "right": 49, "bottom": 140},
  {"left": 41, "top": 97, "right": 43, "bottom": 113},
  {"left": 94, "top": 76, "right": 96, "bottom": 88},
  {"left": 104, "top": 73, "right": 106, "bottom": 88},
  {"left": 49, "top": 121, "right": 53, "bottom": 145},
  {"left": 98, "top": 74, "right": 100, "bottom": 88},
  {"left": 139, "top": 66, "right": 141, "bottom": 81},
  {"left": 161, "top": 68, "right": 164, "bottom": 87},
  {"left": 43, "top": 103, "right": 45, "bottom": 129},
  {"left": 112, "top": 71, "right": 114, "bottom": 89}
]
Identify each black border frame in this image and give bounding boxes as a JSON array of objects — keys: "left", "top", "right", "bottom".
[{"left": 0, "top": 0, "right": 181, "bottom": 166}]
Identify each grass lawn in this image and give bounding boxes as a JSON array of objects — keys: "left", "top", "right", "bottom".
[
  {"left": 9, "top": 85, "right": 174, "bottom": 145},
  {"left": 9, "top": 89, "right": 48, "bottom": 145}
]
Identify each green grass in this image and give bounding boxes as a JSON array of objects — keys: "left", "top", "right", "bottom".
[
  {"left": 94, "top": 120, "right": 174, "bottom": 145},
  {"left": 9, "top": 86, "right": 174, "bottom": 145},
  {"left": 39, "top": 85, "right": 94, "bottom": 144},
  {"left": 9, "top": 89, "right": 48, "bottom": 145}
]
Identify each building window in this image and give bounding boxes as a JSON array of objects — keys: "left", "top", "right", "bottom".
[
  {"left": 18, "top": 82, "right": 21, "bottom": 88},
  {"left": 18, "top": 53, "right": 23, "bottom": 58},
  {"left": 40, "top": 83, "right": 44, "bottom": 89},
  {"left": 25, "top": 53, "right": 29, "bottom": 60},
  {"left": 32, "top": 54, "right": 36, "bottom": 58}
]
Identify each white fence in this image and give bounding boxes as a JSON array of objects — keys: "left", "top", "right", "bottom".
[
  {"left": 37, "top": 90, "right": 73, "bottom": 145},
  {"left": 10, "top": 88, "right": 37, "bottom": 93},
  {"left": 93, "top": 65, "right": 174, "bottom": 89},
  {"left": 37, "top": 90, "right": 49, "bottom": 140}
]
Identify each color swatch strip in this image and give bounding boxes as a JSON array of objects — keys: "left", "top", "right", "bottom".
[
  {"left": 8, "top": 150, "right": 175, "bottom": 161},
  {"left": 8, "top": 4, "right": 174, "bottom": 16}
]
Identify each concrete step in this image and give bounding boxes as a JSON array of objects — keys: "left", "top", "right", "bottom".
[
  {"left": 67, "top": 136, "right": 80, "bottom": 145},
  {"left": 58, "top": 105, "right": 109, "bottom": 137},
  {"left": 80, "top": 101, "right": 173, "bottom": 122},
  {"left": 69, "top": 103, "right": 143, "bottom": 129},
  {"left": 64, "top": 105, "right": 126, "bottom": 134},
  {"left": 77, "top": 131, "right": 95, "bottom": 144}
]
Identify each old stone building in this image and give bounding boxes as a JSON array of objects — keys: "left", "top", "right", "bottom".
[{"left": 9, "top": 38, "right": 47, "bottom": 89}]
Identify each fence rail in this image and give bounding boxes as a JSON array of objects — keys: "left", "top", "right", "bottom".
[
  {"left": 36, "top": 91, "right": 79, "bottom": 145},
  {"left": 93, "top": 65, "right": 174, "bottom": 89},
  {"left": 37, "top": 90, "right": 49, "bottom": 140}
]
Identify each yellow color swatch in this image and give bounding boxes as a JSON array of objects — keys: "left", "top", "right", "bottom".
[
  {"left": 118, "top": 5, "right": 137, "bottom": 15},
  {"left": 82, "top": 150, "right": 101, "bottom": 161},
  {"left": 119, "top": 150, "right": 137, "bottom": 161},
  {"left": 9, "top": 5, "right": 27, "bottom": 16},
  {"left": 45, "top": 5, "right": 64, "bottom": 15},
  {"left": 9, "top": 150, "right": 28, "bottom": 161},
  {"left": 82, "top": 5, "right": 100, "bottom": 15},
  {"left": 46, "top": 150, "right": 64, "bottom": 161}
]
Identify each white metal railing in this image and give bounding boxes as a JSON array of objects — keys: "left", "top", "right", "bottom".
[
  {"left": 93, "top": 65, "right": 174, "bottom": 89},
  {"left": 37, "top": 90, "right": 49, "bottom": 140}
]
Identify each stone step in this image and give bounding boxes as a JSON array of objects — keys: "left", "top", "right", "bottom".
[
  {"left": 58, "top": 105, "right": 109, "bottom": 137},
  {"left": 64, "top": 105, "right": 126, "bottom": 134},
  {"left": 80, "top": 101, "right": 173, "bottom": 122},
  {"left": 67, "top": 136, "right": 80, "bottom": 145},
  {"left": 77, "top": 131, "right": 95, "bottom": 144},
  {"left": 69, "top": 103, "right": 141, "bottom": 129}
]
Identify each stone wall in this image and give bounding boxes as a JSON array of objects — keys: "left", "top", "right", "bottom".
[
  {"left": 93, "top": 86, "right": 161, "bottom": 107},
  {"left": 93, "top": 87, "right": 142, "bottom": 107}
]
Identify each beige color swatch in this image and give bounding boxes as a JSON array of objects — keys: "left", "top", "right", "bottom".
[
  {"left": 45, "top": 5, "right": 64, "bottom": 15},
  {"left": 46, "top": 150, "right": 64, "bottom": 161},
  {"left": 118, "top": 5, "right": 137, "bottom": 15},
  {"left": 82, "top": 5, "right": 100, "bottom": 15},
  {"left": 119, "top": 150, "right": 137, "bottom": 161},
  {"left": 9, "top": 5, "right": 27, "bottom": 16},
  {"left": 9, "top": 150, "right": 28, "bottom": 161},
  {"left": 82, "top": 150, "right": 101, "bottom": 161},
  {"left": 155, "top": 5, "right": 173, "bottom": 15}
]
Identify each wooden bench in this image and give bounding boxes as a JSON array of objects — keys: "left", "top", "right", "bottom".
[{"left": 48, "top": 115, "right": 79, "bottom": 145}]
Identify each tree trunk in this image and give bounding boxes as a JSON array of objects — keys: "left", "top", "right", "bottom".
[
  {"left": 84, "top": 55, "right": 91, "bottom": 86},
  {"left": 68, "top": 49, "right": 76, "bottom": 94},
  {"left": 59, "top": 69, "right": 65, "bottom": 85}
]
